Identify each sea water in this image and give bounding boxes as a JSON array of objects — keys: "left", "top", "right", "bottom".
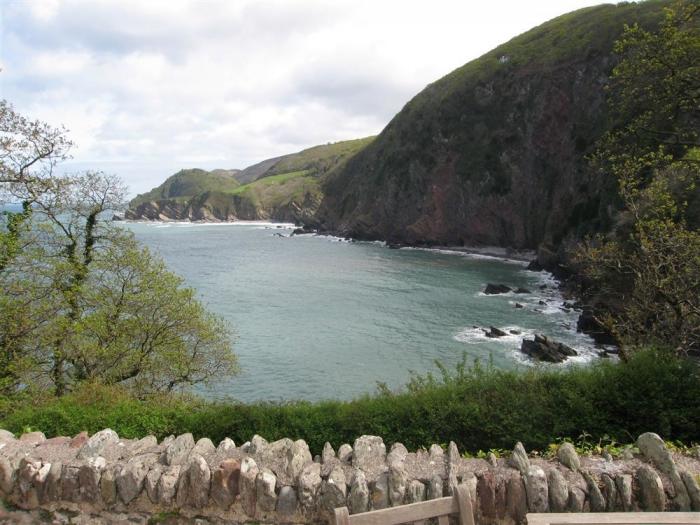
[{"left": 122, "top": 221, "right": 600, "bottom": 402}]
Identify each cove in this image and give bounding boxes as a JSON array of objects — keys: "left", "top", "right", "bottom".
[{"left": 123, "top": 221, "right": 600, "bottom": 402}]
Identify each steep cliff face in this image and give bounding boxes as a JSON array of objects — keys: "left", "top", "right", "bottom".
[
  {"left": 315, "top": 2, "right": 669, "bottom": 249},
  {"left": 125, "top": 138, "right": 372, "bottom": 223}
]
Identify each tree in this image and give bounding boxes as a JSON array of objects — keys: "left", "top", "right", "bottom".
[
  {"left": 1, "top": 103, "right": 238, "bottom": 397},
  {"left": 576, "top": 1, "right": 700, "bottom": 358}
]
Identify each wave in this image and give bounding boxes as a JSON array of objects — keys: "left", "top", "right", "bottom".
[
  {"left": 127, "top": 220, "right": 297, "bottom": 228},
  {"left": 401, "top": 246, "right": 529, "bottom": 266}
]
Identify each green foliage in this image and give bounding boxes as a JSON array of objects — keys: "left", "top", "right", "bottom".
[
  {"left": 1, "top": 106, "right": 239, "bottom": 399},
  {"left": 130, "top": 168, "right": 240, "bottom": 208},
  {"left": 259, "top": 137, "right": 375, "bottom": 179},
  {"left": 576, "top": 1, "right": 700, "bottom": 357},
  {"left": 2, "top": 351, "right": 698, "bottom": 455},
  {"left": 127, "top": 137, "right": 374, "bottom": 220}
]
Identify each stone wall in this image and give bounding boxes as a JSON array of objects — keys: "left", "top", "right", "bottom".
[{"left": 1, "top": 429, "right": 699, "bottom": 524}]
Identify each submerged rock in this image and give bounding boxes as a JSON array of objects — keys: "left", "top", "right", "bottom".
[
  {"left": 521, "top": 334, "right": 577, "bottom": 363},
  {"left": 484, "top": 326, "right": 508, "bottom": 338},
  {"left": 484, "top": 283, "right": 512, "bottom": 294}
]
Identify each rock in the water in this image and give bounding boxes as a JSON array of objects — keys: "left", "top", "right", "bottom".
[
  {"left": 547, "top": 469, "right": 568, "bottom": 511},
  {"left": 514, "top": 287, "right": 531, "bottom": 294},
  {"left": 557, "top": 442, "right": 580, "bottom": 472},
  {"left": 636, "top": 464, "right": 666, "bottom": 511},
  {"left": 521, "top": 334, "right": 577, "bottom": 363},
  {"left": 527, "top": 260, "right": 544, "bottom": 271},
  {"left": 485, "top": 326, "right": 508, "bottom": 338},
  {"left": 514, "top": 303, "right": 524, "bottom": 309},
  {"left": 484, "top": 283, "right": 512, "bottom": 294},
  {"left": 508, "top": 442, "right": 530, "bottom": 475}
]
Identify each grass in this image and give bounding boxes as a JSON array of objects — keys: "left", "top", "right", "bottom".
[
  {"left": 130, "top": 168, "right": 240, "bottom": 208},
  {"left": 127, "top": 137, "right": 374, "bottom": 219},
  {"left": 2, "top": 350, "right": 698, "bottom": 456}
]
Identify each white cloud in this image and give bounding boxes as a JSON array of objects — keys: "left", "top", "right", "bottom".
[{"left": 1, "top": 0, "right": 605, "bottom": 195}]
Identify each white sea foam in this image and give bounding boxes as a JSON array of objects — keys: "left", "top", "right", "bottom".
[
  {"left": 454, "top": 326, "right": 536, "bottom": 347},
  {"left": 128, "top": 220, "right": 296, "bottom": 228},
  {"left": 401, "top": 246, "right": 529, "bottom": 266}
]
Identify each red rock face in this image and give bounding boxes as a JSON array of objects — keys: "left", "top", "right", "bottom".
[{"left": 315, "top": 4, "right": 668, "bottom": 250}]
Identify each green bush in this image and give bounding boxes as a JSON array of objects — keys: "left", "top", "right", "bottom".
[{"left": 2, "top": 351, "right": 698, "bottom": 455}]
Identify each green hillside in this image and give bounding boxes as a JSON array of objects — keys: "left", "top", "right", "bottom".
[
  {"left": 126, "top": 138, "right": 374, "bottom": 222},
  {"left": 130, "top": 168, "right": 240, "bottom": 208},
  {"left": 317, "top": 1, "right": 672, "bottom": 249}
]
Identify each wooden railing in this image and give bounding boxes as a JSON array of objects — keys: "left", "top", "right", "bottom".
[
  {"left": 526, "top": 513, "right": 700, "bottom": 525},
  {"left": 334, "top": 485, "right": 474, "bottom": 525}
]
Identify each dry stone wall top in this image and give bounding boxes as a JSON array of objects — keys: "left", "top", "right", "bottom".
[{"left": 0, "top": 430, "right": 699, "bottom": 524}]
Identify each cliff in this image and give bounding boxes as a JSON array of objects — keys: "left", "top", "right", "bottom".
[
  {"left": 314, "top": 2, "right": 671, "bottom": 253},
  {"left": 125, "top": 138, "right": 373, "bottom": 223}
]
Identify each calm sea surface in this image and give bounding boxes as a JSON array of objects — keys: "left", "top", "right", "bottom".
[{"left": 122, "top": 221, "right": 599, "bottom": 402}]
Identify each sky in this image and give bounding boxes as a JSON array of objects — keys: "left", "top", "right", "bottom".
[{"left": 1, "top": 0, "right": 608, "bottom": 196}]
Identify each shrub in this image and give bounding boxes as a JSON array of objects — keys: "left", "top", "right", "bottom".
[{"left": 2, "top": 351, "right": 698, "bottom": 454}]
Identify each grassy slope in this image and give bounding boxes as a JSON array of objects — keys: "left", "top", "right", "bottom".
[
  {"left": 2, "top": 351, "right": 697, "bottom": 454},
  {"left": 128, "top": 138, "right": 374, "bottom": 218},
  {"left": 320, "top": 0, "right": 671, "bottom": 245},
  {"left": 130, "top": 169, "right": 240, "bottom": 207},
  {"left": 259, "top": 137, "right": 375, "bottom": 179}
]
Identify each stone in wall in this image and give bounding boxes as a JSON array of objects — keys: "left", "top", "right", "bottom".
[{"left": 1, "top": 429, "right": 699, "bottom": 524}]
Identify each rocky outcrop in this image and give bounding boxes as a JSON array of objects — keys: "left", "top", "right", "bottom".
[
  {"left": 520, "top": 334, "right": 578, "bottom": 363},
  {"left": 483, "top": 284, "right": 512, "bottom": 295},
  {"left": 1, "top": 428, "right": 698, "bottom": 523},
  {"left": 315, "top": 2, "right": 668, "bottom": 251}
]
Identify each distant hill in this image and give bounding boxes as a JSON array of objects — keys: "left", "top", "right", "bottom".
[
  {"left": 314, "top": 1, "right": 671, "bottom": 255},
  {"left": 130, "top": 168, "right": 241, "bottom": 208},
  {"left": 125, "top": 137, "right": 373, "bottom": 222}
]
